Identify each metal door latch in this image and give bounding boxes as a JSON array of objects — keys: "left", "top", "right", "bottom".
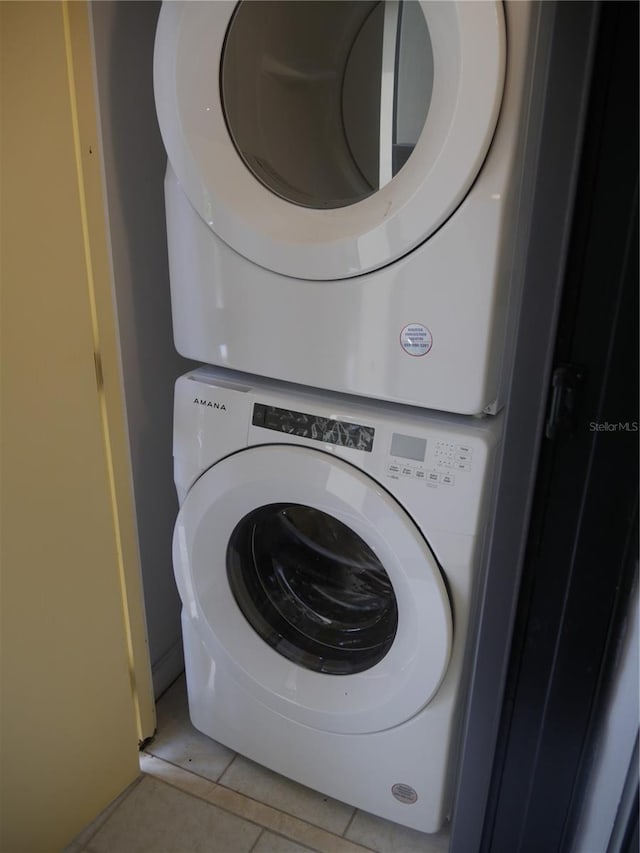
[{"left": 545, "top": 364, "right": 585, "bottom": 440}]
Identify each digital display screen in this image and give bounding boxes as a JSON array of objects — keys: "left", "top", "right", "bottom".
[
  {"left": 390, "top": 433, "right": 427, "bottom": 462},
  {"left": 252, "top": 404, "right": 374, "bottom": 452}
]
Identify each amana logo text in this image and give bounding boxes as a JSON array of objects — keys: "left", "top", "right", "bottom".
[{"left": 193, "top": 397, "right": 226, "bottom": 411}]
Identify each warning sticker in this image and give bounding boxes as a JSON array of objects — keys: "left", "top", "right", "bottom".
[{"left": 400, "top": 324, "right": 432, "bottom": 357}]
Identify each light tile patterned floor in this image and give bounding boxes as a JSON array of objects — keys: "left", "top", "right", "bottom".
[{"left": 67, "top": 676, "right": 450, "bottom": 853}]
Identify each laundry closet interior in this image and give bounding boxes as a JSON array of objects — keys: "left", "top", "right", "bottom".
[
  {"left": 93, "top": 0, "right": 627, "bottom": 848},
  {"left": 3, "top": 1, "right": 634, "bottom": 851}
]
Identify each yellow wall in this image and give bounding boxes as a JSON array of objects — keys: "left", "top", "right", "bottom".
[{"left": 1, "top": 3, "right": 154, "bottom": 849}]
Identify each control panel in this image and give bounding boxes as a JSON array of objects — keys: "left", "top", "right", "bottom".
[{"left": 385, "top": 432, "right": 475, "bottom": 488}]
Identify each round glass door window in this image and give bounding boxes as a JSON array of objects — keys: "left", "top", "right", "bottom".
[
  {"left": 221, "top": 0, "right": 433, "bottom": 209},
  {"left": 227, "top": 503, "right": 398, "bottom": 674}
]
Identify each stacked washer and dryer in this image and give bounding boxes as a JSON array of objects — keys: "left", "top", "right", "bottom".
[{"left": 154, "top": 0, "right": 539, "bottom": 834}]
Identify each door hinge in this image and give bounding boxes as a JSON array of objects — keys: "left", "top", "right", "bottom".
[
  {"left": 545, "top": 363, "right": 585, "bottom": 440},
  {"left": 94, "top": 350, "right": 104, "bottom": 392}
]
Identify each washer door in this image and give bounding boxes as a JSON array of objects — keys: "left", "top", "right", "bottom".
[
  {"left": 154, "top": 0, "right": 505, "bottom": 280},
  {"left": 173, "top": 446, "right": 452, "bottom": 734}
]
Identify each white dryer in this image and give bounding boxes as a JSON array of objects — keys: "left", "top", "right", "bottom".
[
  {"left": 155, "top": 1, "right": 539, "bottom": 415},
  {"left": 172, "top": 366, "right": 502, "bottom": 832}
]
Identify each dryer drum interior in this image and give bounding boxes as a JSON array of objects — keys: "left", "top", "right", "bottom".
[
  {"left": 221, "top": 0, "right": 433, "bottom": 210},
  {"left": 227, "top": 502, "right": 399, "bottom": 675}
]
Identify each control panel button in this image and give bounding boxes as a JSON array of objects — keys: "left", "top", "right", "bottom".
[
  {"left": 454, "top": 462, "right": 471, "bottom": 472},
  {"left": 427, "top": 471, "right": 439, "bottom": 484},
  {"left": 456, "top": 444, "right": 473, "bottom": 456},
  {"left": 401, "top": 466, "right": 414, "bottom": 478},
  {"left": 440, "top": 473, "right": 455, "bottom": 486},
  {"left": 414, "top": 469, "right": 426, "bottom": 480},
  {"left": 387, "top": 463, "right": 401, "bottom": 476}
]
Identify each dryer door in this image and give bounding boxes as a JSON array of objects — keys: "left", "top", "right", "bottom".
[
  {"left": 154, "top": 0, "right": 505, "bottom": 280},
  {"left": 173, "top": 445, "right": 452, "bottom": 735}
]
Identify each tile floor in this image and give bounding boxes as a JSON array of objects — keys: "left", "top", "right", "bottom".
[{"left": 66, "top": 675, "right": 450, "bottom": 853}]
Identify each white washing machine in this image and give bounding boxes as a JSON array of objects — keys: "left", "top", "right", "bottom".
[
  {"left": 172, "top": 366, "right": 502, "bottom": 832},
  {"left": 155, "top": 1, "right": 540, "bottom": 415}
]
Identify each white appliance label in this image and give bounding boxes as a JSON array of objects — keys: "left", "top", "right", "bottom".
[
  {"left": 400, "top": 324, "right": 432, "bottom": 356},
  {"left": 392, "top": 783, "right": 418, "bottom": 804}
]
